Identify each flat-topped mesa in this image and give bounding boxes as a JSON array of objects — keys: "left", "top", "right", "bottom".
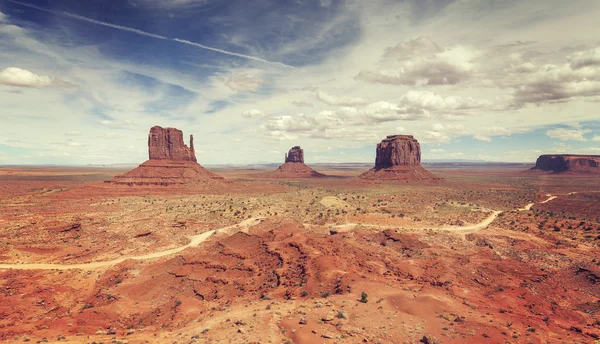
[
  {"left": 359, "top": 134, "right": 440, "bottom": 182},
  {"left": 375, "top": 134, "right": 421, "bottom": 169},
  {"left": 532, "top": 154, "right": 600, "bottom": 173},
  {"left": 148, "top": 126, "right": 196, "bottom": 162},
  {"left": 285, "top": 146, "right": 304, "bottom": 163}
]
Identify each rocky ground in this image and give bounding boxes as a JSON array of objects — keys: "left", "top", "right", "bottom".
[{"left": 0, "top": 166, "right": 599, "bottom": 343}]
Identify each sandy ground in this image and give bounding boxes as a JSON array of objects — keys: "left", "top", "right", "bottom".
[{"left": 0, "top": 165, "right": 599, "bottom": 343}]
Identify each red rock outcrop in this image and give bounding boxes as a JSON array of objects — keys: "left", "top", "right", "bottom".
[
  {"left": 285, "top": 146, "right": 304, "bottom": 163},
  {"left": 148, "top": 126, "right": 196, "bottom": 162},
  {"left": 257, "top": 146, "right": 325, "bottom": 178},
  {"left": 531, "top": 154, "right": 600, "bottom": 173},
  {"left": 107, "top": 126, "right": 226, "bottom": 188},
  {"left": 375, "top": 135, "right": 420, "bottom": 168},
  {"left": 360, "top": 134, "right": 440, "bottom": 182}
]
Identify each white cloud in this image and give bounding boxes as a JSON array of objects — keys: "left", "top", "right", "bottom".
[
  {"left": 362, "top": 101, "right": 429, "bottom": 122},
  {"left": 64, "top": 131, "right": 81, "bottom": 136},
  {"left": 241, "top": 109, "right": 267, "bottom": 119},
  {"left": 316, "top": 91, "right": 368, "bottom": 106},
  {"left": 100, "top": 120, "right": 134, "bottom": 127},
  {"left": 568, "top": 47, "right": 600, "bottom": 69},
  {"left": 398, "top": 90, "right": 487, "bottom": 112},
  {"left": 224, "top": 71, "right": 265, "bottom": 92},
  {"left": 592, "top": 135, "right": 600, "bottom": 142},
  {"left": 0, "top": 11, "right": 6, "bottom": 22},
  {"left": 473, "top": 134, "right": 493, "bottom": 142},
  {"left": 430, "top": 148, "right": 445, "bottom": 153},
  {"left": 0, "top": 67, "right": 53, "bottom": 88},
  {"left": 509, "top": 47, "right": 600, "bottom": 106},
  {"left": 546, "top": 127, "right": 592, "bottom": 141},
  {"left": 355, "top": 37, "right": 478, "bottom": 86},
  {"left": 290, "top": 100, "right": 313, "bottom": 107}
]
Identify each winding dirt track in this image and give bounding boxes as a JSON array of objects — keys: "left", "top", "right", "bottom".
[
  {"left": 0, "top": 217, "right": 263, "bottom": 271},
  {"left": 329, "top": 194, "right": 561, "bottom": 233},
  {"left": 0, "top": 194, "right": 563, "bottom": 271}
]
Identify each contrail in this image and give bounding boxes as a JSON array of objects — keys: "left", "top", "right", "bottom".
[
  {"left": 173, "top": 38, "right": 293, "bottom": 69},
  {"left": 7, "top": 0, "right": 294, "bottom": 68}
]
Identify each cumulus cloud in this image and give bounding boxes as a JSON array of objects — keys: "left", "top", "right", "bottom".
[
  {"left": 546, "top": 127, "right": 592, "bottom": 141},
  {"left": 64, "top": 130, "right": 81, "bottom": 136},
  {"left": 290, "top": 100, "right": 313, "bottom": 107},
  {"left": 568, "top": 47, "right": 600, "bottom": 69},
  {"left": 100, "top": 120, "right": 134, "bottom": 127},
  {"left": 592, "top": 135, "right": 600, "bottom": 142},
  {"left": 257, "top": 90, "right": 492, "bottom": 141},
  {"left": 355, "top": 37, "right": 477, "bottom": 86},
  {"left": 0, "top": 11, "right": 6, "bottom": 22},
  {"left": 224, "top": 71, "right": 265, "bottom": 92},
  {"left": 0, "top": 67, "right": 53, "bottom": 88},
  {"left": 241, "top": 109, "right": 267, "bottom": 119},
  {"left": 361, "top": 91, "right": 486, "bottom": 123},
  {"left": 509, "top": 47, "right": 600, "bottom": 106},
  {"left": 398, "top": 90, "right": 486, "bottom": 111},
  {"left": 362, "top": 101, "right": 428, "bottom": 122},
  {"left": 316, "top": 91, "right": 368, "bottom": 106}
]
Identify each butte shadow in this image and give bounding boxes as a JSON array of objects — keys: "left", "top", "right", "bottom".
[
  {"left": 254, "top": 146, "right": 327, "bottom": 178},
  {"left": 358, "top": 134, "right": 441, "bottom": 183}
]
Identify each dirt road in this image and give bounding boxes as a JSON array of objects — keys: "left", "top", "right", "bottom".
[{"left": 0, "top": 217, "right": 263, "bottom": 271}]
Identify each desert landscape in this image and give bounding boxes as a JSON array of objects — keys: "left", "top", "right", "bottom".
[
  {"left": 0, "top": 128, "right": 599, "bottom": 344},
  {"left": 2, "top": 1, "right": 600, "bottom": 343}
]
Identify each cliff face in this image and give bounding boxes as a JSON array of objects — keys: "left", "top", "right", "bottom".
[
  {"left": 148, "top": 126, "right": 196, "bottom": 162},
  {"left": 533, "top": 155, "right": 600, "bottom": 173},
  {"left": 360, "top": 134, "right": 440, "bottom": 182},
  {"left": 375, "top": 135, "right": 421, "bottom": 169},
  {"left": 108, "top": 126, "right": 227, "bottom": 188},
  {"left": 285, "top": 146, "right": 304, "bottom": 163}
]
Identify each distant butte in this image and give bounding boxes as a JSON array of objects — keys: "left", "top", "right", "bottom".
[
  {"left": 107, "top": 126, "right": 227, "bottom": 187},
  {"left": 531, "top": 154, "right": 600, "bottom": 173},
  {"left": 258, "top": 146, "right": 325, "bottom": 178},
  {"left": 359, "top": 134, "right": 440, "bottom": 182}
]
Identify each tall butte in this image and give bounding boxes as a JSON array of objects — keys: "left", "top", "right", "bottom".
[
  {"left": 359, "top": 134, "right": 440, "bottom": 182},
  {"left": 259, "top": 146, "right": 325, "bottom": 178},
  {"left": 107, "top": 126, "right": 226, "bottom": 188}
]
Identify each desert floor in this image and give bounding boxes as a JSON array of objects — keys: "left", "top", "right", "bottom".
[{"left": 0, "top": 165, "right": 599, "bottom": 343}]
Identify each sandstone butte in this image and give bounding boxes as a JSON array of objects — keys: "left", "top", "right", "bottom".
[
  {"left": 259, "top": 146, "right": 326, "bottom": 178},
  {"left": 107, "top": 126, "right": 227, "bottom": 187},
  {"left": 531, "top": 154, "right": 600, "bottom": 173},
  {"left": 359, "top": 134, "right": 440, "bottom": 182}
]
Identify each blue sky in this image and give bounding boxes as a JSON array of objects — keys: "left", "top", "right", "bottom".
[{"left": 0, "top": 0, "right": 599, "bottom": 165}]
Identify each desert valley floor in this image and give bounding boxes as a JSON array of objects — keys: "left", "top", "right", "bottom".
[{"left": 0, "top": 165, "right": 599, "bottom": 343}]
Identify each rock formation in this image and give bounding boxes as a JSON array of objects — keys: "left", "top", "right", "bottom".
[
  {"left": 285, "top": 146, "right": 304, "bottom": 163},
  {"left": 257, "top": 146, "right": 325, "bottom": 178},
  {"left": 107, "top": 126, "right": 226, "bottom": 188},
  {"left": 359, "top": 134, "right": 440, "bottom": 182},
  {"left": 531, "top": 154, "right": 600, "bottom": 173},
  {"left": 375, "top": 135, "right": 421, "bottom": 168},
  {"left": 148, "top": 126, "right": 196, "bottom": 162}
]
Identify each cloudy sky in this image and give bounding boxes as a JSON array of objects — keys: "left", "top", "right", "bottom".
[{"left": 1, "top": 0, "right": 600, "bottom": 165}]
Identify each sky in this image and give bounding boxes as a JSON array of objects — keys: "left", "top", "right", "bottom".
[{"left": 1, "top": 0, "right": 600, "bottom": 165}]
